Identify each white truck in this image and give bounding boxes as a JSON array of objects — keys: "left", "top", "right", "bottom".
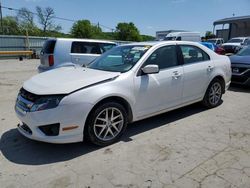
[{"left": 165, "top": 32, "right": 201, "bottom": 42}]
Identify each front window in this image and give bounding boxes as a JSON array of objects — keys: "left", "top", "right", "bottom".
[
  {"left": 87, "top": 45, "right": 151, "bottom": 72},
  {"left": 143, "top": 45, "right": 178, "bottom": 69},
  {"left": 227, "top": 38, "right": 243, "bottom": 43}
]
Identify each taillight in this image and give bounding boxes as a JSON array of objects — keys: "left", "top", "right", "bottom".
[{"left": 48, "top": 55, "right": 54, "bottom": 66}]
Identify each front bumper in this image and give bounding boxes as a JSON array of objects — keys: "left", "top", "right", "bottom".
[{"left": 15, "top": 98, "right": 93, "bottom": 144}]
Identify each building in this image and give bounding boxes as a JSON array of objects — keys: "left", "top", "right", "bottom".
[
  {"left": 156, "top": 30, "right": 186, "bottom": 41},
  {"left": 213, "top": 15, "right": 250, "bottom": 42}
]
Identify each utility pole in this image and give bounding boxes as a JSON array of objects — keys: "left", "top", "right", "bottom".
[{"left": 0, "top": 0, "right": 3, "bottom": 34}]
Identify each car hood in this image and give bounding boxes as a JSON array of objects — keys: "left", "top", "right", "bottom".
[
  {"left": 229, "top": 55, "right": 250, "bottom": 65},
  {"left": 222, "top": 43, "right": 241, "bottom": 47},
  {"left": 23, "top": 67, "right": 120, "bottom": 95}
]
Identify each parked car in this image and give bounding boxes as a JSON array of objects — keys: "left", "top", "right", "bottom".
[
  {"left": 230, "top": 46, "right": 250, "bottom": 86},
  {"left": 200, "top": 42, "right": 226, "bottom": 55},
  {"left": 164, "top": 32, "right": 201, "bottom": 42},
  {"left": 15, "top": 41, "right": 231, "bottom": 146},
  {"left": 38, "top": 38, "right": 117, "bottom": 73},
  {"left": 222, "top": 37, "right": 250, "bottom": 54},
  {"left": 207, "top": 38, "right": 224, "bottom": 46}
]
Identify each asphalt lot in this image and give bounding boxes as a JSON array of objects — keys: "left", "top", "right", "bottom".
[{"left": 0, "top": 59, "right": 250, "bottom": 188}]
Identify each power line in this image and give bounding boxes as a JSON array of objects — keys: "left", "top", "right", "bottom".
[{"left": 1, "top": 5, "right": 115, "bottom": 31}]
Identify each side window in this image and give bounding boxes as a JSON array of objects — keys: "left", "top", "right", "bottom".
[
  {"left": 71, "top": 42, "right": 102, "bottom": 54},
  {"left": 180, "top": 45, "right": 210, "bottom": 64},
  {"left": 99, "top": 43, "right": 116, "bottom": 53},
  {"left": 144, "top": 45, "right": 178, "bottom": 69}
]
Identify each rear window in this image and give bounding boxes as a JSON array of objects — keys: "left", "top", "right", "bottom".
[
  {"left": 42, "top": 40, "right": 56, "bottom": 54},
  {"left": 71, "top": 42, "right": 116, "bottom": 54}
]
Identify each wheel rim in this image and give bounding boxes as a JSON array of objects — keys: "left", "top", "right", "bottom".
[
  {"left": 93, "top": 107, "right": 124, "bottom": 141},
  {"left": 209, "top": 82, "right": 222, "bottom": 105}
]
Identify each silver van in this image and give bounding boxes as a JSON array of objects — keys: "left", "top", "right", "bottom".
[{"left": 38, "top": 38, "right": 117, "bottom": 72}]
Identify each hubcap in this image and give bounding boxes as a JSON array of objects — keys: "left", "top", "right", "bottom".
[
  {"left": 94, "top": 107, "right": 124, "bottom": 141},
  {"left": 209, "top": 82, "right": 222, "bottom": 105}
]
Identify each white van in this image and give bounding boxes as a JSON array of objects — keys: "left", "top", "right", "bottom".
[
  {"left": 38, "top": 38, "right": 117, "bottom": 73},
  {"left": 165, "top": 32, "right": 201, "bottom": 42}
]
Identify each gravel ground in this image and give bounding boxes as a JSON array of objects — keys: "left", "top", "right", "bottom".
[{"left": 0, "top": 59, "right": 250, "bottom": 188}]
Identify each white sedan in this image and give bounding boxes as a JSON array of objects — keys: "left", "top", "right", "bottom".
[{"left": 15, "top": 41, "right": 231, "bottom": 146}]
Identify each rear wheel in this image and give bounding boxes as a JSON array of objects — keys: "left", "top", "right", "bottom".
[
  {"left": 85, "top": 102, "right": 127, "bottom": 146},
  {"left": 202, "top": 79, "right": 223, "bottom": 108}
]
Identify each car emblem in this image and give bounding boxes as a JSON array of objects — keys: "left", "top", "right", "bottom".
[{"left": 233, "top": 68, "right": 239, "bottom": 73}]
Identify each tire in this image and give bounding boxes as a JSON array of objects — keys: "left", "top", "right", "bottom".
[
  {"left": 202, "top": 78, "right": 223, "bottom": 108},
  {"left": 85, "top": 102, "right": 128, "bottom": 146}
]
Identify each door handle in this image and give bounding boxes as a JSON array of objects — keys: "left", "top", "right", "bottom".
[
  {"left": 207, "top": 65, "right": 214, "bottom": 72},
  {"left": 172, "top": 71, "right": 182, "bottom": 79},
  {"left": 74, "top": 58, "right": 80, "bottom": 62}
]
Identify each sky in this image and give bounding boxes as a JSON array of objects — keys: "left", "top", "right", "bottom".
[{"left": 1, "top": 0, "right": 250, "bottom": 36}]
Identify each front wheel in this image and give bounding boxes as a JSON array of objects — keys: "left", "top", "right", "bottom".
[
  {"left": 202, "top": 79, "right": 223, "bottom": 108},
  {"left": 85, "top": 102, "right": 128, "bottom": 146}
]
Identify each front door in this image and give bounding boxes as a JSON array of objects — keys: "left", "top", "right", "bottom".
[{"left": 133, "top": 45, "right": 184, "bottom": 119}]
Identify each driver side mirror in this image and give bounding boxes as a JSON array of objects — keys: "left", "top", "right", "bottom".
[{"left": 141, "top": 64, "right": 159, "bottom": 74}]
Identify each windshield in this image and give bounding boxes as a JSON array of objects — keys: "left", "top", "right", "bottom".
[
  {"left": 87, "top": 45, "right": 151, "bottom": 72},
  {"left": 237, "top": 46, "right": 250, "bottom": 56},
  {"left": 227, "top": 38, "right": 243, "bottom": 43}
]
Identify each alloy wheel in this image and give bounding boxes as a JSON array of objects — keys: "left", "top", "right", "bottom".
[
  {"left": 93, "top": 107, "right": 124, "bottom": 141},
  {"left": 209, "top": 82, "right": 222, "bottom": 105}
]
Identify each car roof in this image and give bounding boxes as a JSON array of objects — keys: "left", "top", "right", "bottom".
[
  {"left": 122, "top": 41, "right": 201, "bottom": 47},
  {"left": 48, "top": 38, "right": 116, "bottom": 44}
]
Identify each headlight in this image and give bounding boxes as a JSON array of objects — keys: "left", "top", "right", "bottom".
[{"left": 30, "top": 95, "right": 65, "bottom": 112}]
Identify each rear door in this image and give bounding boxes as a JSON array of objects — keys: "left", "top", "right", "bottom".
[{"left": 179, "top": 45, "right": 214, "bottom": 103}]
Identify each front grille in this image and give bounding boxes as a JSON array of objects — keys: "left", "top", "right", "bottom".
[
  {"left": 223, "top": 45, "right": 235, "bottom": 53},
  {"left": 223, "top": 45, "right": 241, "bottom": 53},
  {"left": 19, "top": 123, "right": 32, "bottom": 135},
  {"left": 231, "top": 67, "right": 248, "bottom": 74},
  {"left": 231, "top": 75, "right": 248, "bottom": 84}
]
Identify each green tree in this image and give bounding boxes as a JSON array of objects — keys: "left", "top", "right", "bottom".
[
  {"left": 17, "top": 7, "right": 41, "bottom": 36},
  {"left": 71, "top": 20, "right": 102, "bottom": 38},
  {"left": 1, "top": 16, "right": 20, "bottom": 35},
  {"left": 205, "top": 31, "right": 216, "bottom": 39},
  {"left": 17, "top": 7, "right": 34, "bottom": 26},
  {"left": 115, "top": 22, "right": 141, "bottom": 41},
  {"left": 36, "top": 6, "right": 61, "bottom": 34},
  {"left": 141, "top": 35, "right": 155, "bottom": 41}
]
